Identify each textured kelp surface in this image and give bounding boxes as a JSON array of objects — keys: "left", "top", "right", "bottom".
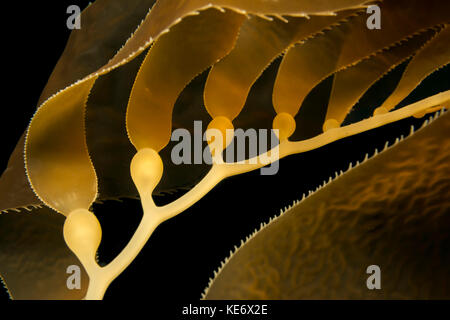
[
  {"left": 205, "top": 111, "right": 450, "bottom": 299},
  {"left": 0, "top": 0, "right": 448, "bottom": 299},
  {"left": 0, "top": 207, "right": 89, "bottom": 299}
]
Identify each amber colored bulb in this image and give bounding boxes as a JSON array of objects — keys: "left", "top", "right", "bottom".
[
  {"left": 63, "top": 209, "right": 102, "bottom": 266},
  {"left": 273, "top": 113, "right": 296, "bottom": 141}
]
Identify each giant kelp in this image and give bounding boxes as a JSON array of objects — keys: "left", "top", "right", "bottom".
[{"left": 0, "top": 0, "right": 449, "bottom": 299}]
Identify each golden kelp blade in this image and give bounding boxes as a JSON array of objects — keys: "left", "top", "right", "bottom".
[
  {"left": 0, "top": 1, "right": 157, "bottom": 213},
  {"left": 273, "top": 0, "right": 450, "bottom": 116},
  {"left": 205, "top": 110, "right": 450, "bottom": 300},
  {"left": 378, "top": 25, "right": 450, "bottom": 112},
  {"left": 204, "top": 16, "right": 305, "bottom": 120},
  {"left": 126, "top": 8, "right": 244, "bottom": 151},
  {"left": 215, "top": 0, "right": 368, "bottom": 14},
  {"left": 204, "top": 12, "right": 357, "bottom": 120},
  {"left": 25, "top": 78, "right": 98, "bottom": 215},
  {"left": 106, "top": 0, "right": 370, "bottom": 70},
  {"left": 325, "top": 29, "right": 437, "bottom": 126},
  {"left": 0, "top": 0, "right": 369, "bottom": 213},
  {"left": 39, "top": 1, "right": 158, "bottom": 108},
  {"left": 0, "top": 207, "right": 88, "bottom": 299}
]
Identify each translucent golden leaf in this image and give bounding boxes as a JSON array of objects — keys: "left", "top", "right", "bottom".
[
  {"left": 273, "top": 0, "right": 450, "bottom": 116},
  {"left": 0, "top": 0, "right": 373, "bottom": 213},
  {"left": 25, "top": 78, "right": 98, "bottom": 215},
  {"left": 103, "top": 0, "right": 371, "bottom": 76},
  {"left": 126, "top": 8, "right": 245, "bottom": 151},
  {"left": 0, "top": 0, "right": 157, "bottom": 213},
  {"left": 325, "top": 29, "right": 438, "bottom": 126},
  {"left": 204, "top": 11, "right": 357, "bottom": 120},
  {"left": 378, "top": 25, "right": 450, "bottom": 112}
]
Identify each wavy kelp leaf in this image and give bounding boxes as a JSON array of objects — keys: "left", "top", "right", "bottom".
[
  {"left": 25, "top": 78, "right": 98, "bottom": 215},
  {"left": 325, "top": 29, "right": 438, "bottom": 126},
  {"left": 378, "top": 25, "right": 450, "bottom": 112},
  {"left": 126, "top": 8, "right": 244, "bottom": 151},
  {"left": 0, "top": 207, "right": 89, "bottom": 299},
  {"left": 0, "top": 148, "right": 40, "bottom": 214},
  {"left": 0, "top": 0, "right": 157, "bottom": 213},
  {"left": 40, "top": 0, "right": 158, "bottom": 107},
  {"left": 106, "top": 0, "right": 370, "bottom": 70},
  {"left": 1, "top": 0, "right": 371, "bottom": 213},
  {"left": 204, "top": 11, "right": 357, "bottom": 120},
  {"left": 215, "top": 0, "right": 367, "bottom": 14},
  {"left": 205, "top": 110, "right": 450, "bottom": 299},
  {"left": 85, "top": 56, "right": 144, "bottom": 201},
  {"left": 273, "top": 0, "right": 450, "bottom": 116}
]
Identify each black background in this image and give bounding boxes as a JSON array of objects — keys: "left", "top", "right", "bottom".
[{"left": 1, "top": 0, "right": 449, "bottom": 304}]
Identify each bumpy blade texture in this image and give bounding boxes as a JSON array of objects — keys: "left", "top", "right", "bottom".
[
  {"left": 0, "top": 207, "right": 89, "bottom": 299},
  {"left": 205, "top": 111, "right": 450, "bottom": 299}
]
